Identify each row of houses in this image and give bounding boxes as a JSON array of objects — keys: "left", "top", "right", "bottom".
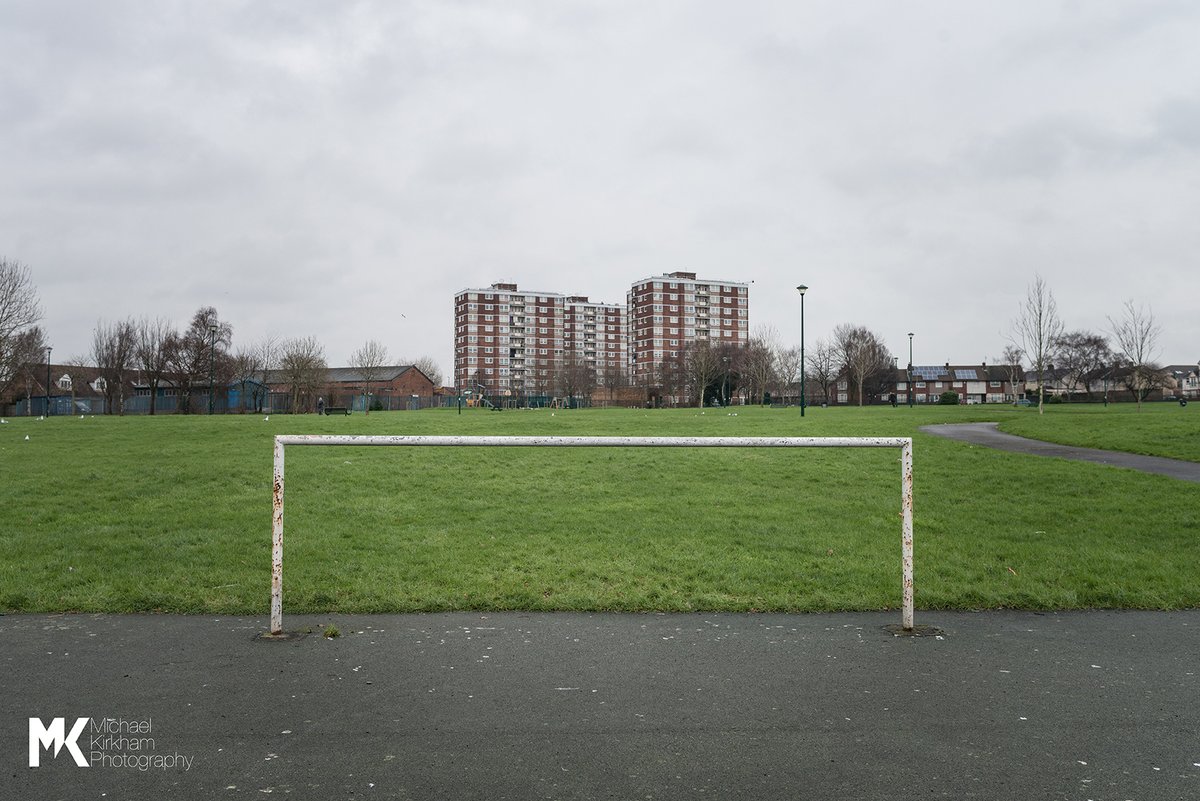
[
  {"left": 2, "top": 364, "right": 438, "bottom": 416},
  {"left": 862, "top": 362, "right": 1198, "bottom": 406}
]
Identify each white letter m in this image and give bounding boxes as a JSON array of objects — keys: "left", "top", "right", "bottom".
[{"left": 29, "top": 717, "right": 90, "bottom": 767}]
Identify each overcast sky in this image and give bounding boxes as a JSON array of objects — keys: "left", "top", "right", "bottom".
[{"left": 3, "top": 1, "right": 1198, "bottom": 379}]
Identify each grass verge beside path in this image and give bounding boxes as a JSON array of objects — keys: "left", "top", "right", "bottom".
[
  {"left": 1, "top": 405, "right": 1196, "bottom": 615},
  {"left": 996, "top": 401, "right": 1200, "bottom": 462}
]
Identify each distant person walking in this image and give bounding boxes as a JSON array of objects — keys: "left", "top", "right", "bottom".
[{"left": 316, "top": 397, "right": 325, "bottom": 415}]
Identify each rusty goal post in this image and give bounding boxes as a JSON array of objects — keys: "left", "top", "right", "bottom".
[{"left": 270, "top": 435, "right": 915, "bottom": 635}]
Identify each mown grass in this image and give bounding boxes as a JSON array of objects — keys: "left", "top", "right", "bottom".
[
  {"left": 997, "top": 400, "right": 1200, "bottom": 461},
  {"left": 0, "top": 403, "right": 1196, "bottom": 615}
]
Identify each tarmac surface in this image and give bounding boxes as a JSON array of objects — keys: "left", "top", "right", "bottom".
[
  {"left": 920, "top": 422, "right": 1200, "bottom": 482},
  {"left": 4, "top": 610, "right": 1199, "bottom": 800}
]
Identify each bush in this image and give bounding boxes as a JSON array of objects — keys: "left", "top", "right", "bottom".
[{"left": 939, "top": 390, "right": 960, "bottom": 405}]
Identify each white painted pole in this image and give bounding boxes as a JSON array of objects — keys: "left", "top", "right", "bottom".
[
  {"left": 270, "top": 436, "right": 285, "bottom": 635},
  {"left": 901, "top": 438, "right": 915, "bottom": 630},
  {"left": 273, "top": 434, "right": 911, "bottom": 449}
]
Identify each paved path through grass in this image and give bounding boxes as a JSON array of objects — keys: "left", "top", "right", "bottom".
[
  {"left": 4, "top": 611, "right": 1198, "bottom": 799},
  {"left": 922, "top": 421, "right": 1200, "bottom": 482}
]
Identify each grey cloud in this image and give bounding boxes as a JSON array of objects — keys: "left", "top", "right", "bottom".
[{"left": 1152, "top": 96, "right": 1200, "bottom": 150}]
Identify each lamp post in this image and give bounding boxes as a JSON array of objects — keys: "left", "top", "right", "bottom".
[
  {"left": 45, "top": 346, "right": 52, "bottom": 416},
  {"left": 722, "top": 356, "right": 730, "bottom": 406},
  {"left": 907, "top": 332, "right": 914, "bottom": 408},
  {"left": 796, "top": 285, "right": 807, "bottom": 416},
  {"left": 208, "top": 324, "right": 217, "bottom": 415}
]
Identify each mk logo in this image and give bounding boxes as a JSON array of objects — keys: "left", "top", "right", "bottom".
[{"left": 29, "top": 717, "right": 90, "bottom": 767}]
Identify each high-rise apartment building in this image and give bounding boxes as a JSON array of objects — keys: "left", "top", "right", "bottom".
[
  {"left": 454, "top": 273, "right": 746, "bottom": 398},
  {"left": 626, "top": 271, "right": 749, "bottom": 383},
  {"left": 454, "top": 283, "right": 627, "bottom": 397},
  {"left": 563, "top": 295, "right": 628, "bottom": 385}
]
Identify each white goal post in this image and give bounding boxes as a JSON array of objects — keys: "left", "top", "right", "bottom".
[{"left": 270, "top": 435, "right": 915, "bottom": 635}]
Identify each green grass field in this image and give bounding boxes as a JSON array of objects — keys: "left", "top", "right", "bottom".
[{"left": 1, "top": 403, "right": 1196, "bottom": 615}]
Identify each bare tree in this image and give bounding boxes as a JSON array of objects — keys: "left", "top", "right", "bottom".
[
  {"left": 684, "top": 339, "right": 722, "bottom": 407},
  {"left": 1011, "top": 275, "right": 1065, "bottom": 415},
  {"left": 0, "top": 258, "right": 44, "bottom": 401},
  {"left": 231, "top": 336, "right": 280, "bottom": 414},
  {"left": 168, "top": 307, "right": 233, "bottom": 414},
  {"left": 806, "top": 338, "right": 838, "bottom": 405},
  {"left": 233, "top": 335, "right": 280, "bottom": 413},
  {"left": 1109, "top": 301, "right": 1162, "bottom": 411},
  {"left": 350, "top": 339, "right": 390, "bottom": 414},
  {"left": 741, "top": 337, "right": 777, "bottom": 405},
  {"left": 134, "top": 317, "right": 177, "bottom": 415},
  {"left": 774, "top": 345, "right": 802, "bottom": 404},
  {"left": 1053, "top": 331, "right": 1112, "bottom": 401},
  {"left": 409, "top": 356, "right": 443, "bottom": 387},
  {"left": 92, "top": 318, "right": 137, "bottom": 415},
  {"left": 999, "top": 344, "right": 1026, "bottom": 402},
  {"left": 833, "top": 324, "right": 893, "bottom": 406},
  {"left": 279, "top": 336, "right": 327, "bottom": 413},
  {"left": 598, "top": 361, "right": 628, "bottom": 405},
  {"left": 556, "top": 353, "right": 596, "bottom": 405}
]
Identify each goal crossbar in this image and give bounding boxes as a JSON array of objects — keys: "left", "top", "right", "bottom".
[{"left": 270, "top": 435, "right": 915, "bottom": 634}]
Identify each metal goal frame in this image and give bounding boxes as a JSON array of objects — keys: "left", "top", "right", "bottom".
[{"left": 270, "top": 435, "right": 915, "bottom": 634}]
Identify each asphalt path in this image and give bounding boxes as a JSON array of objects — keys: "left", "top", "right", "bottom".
[
  {"left": 4, "top": 610, "right": 1199, "bottom": 800},
  {"left": 921, "top": 422, "right": 1200, "bottom": 482}
]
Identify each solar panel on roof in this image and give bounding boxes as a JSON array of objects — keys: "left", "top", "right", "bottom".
[
  {"left": 955, "top": 369, "right": 977, "bottom": 380},
  {"left": 913, "top": 367, "right": 941, "bottom": 380}
]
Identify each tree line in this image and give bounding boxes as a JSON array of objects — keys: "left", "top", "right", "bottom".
[
  {"left": 1011, "top": 275, "right": 1166, "bottom": 414},
  {"left": 0, "top": 257, "right": 443, "bottom": 415}
]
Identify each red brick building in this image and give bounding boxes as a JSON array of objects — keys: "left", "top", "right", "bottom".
[
  {"left": 454, "top": 282, "right": 627, "bottom": 398},
  {"left": 627, "top": 272, "right": 749, "bottom": 385}
]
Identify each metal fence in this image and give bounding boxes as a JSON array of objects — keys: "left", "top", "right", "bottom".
[{"left": 4, "top": 392, "right": 450, "bottom": 417}]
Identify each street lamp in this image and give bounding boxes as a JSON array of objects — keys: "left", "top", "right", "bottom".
[
  {"left": 722, "top": 356, "right": 730, "bottom": 406},
  {"left": 796, "top": 285, "right": 807, "bottom": 416},
  {"left": 45, "top": 346, "right": 52, "bottom": 416},
  {"left": 907, "top": 332, "right": 914, "bottom": 408},
  {"left": 208, "top": 324, "right": 217, "bottom": 415}
]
